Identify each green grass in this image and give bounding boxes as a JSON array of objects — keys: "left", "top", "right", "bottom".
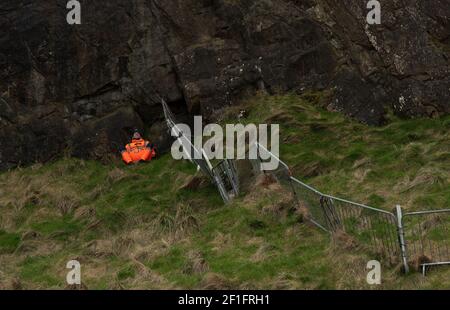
[
  {"left": 0, "top": 91, "right": 448, "bottom": 289},
  {"left": 117, "top": 264, "right": 137, "bottom": 281},
  {"left": 31, "top": 216, "right": 83, "bottom": 241},
  {"left": 235, "top": 92, "right": 450, "bottom": 211},
  {"left": 0, "top": 230, "right": 21, "bottom": 254},
  {"left": 19, "top": 256, "right": 60, "bottom": 287}
]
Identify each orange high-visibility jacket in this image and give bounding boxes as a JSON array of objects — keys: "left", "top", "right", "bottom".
[
  {"left": 126, "top": 138, "right": 149, "bottom": 153},
  {"left": 122, "top": 138, "right": 156, "bottom": 164}
]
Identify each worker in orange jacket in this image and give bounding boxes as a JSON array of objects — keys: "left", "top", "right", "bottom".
[{"left": 121, "top": 131, "right": 156, "bottom": 165}]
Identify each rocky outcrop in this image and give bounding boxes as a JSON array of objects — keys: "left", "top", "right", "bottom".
[
  {"left": 0, "top": 0, "right": 449, "bottom": 170},
  {"left": 316, "top": 0, "right": 450, "bottom": 120}
]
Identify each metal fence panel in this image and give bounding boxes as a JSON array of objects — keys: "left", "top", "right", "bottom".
[
  {"left": 290, "top": 178, "right": 400, "bottom": 263},
  {"left": 162, "top": 100, "right": 214, "bottom": 180},
  {"left": 290, "top": 177, "right": 329, "bottom": 232},
  {"left": 212, "top": 159, "right": 240, "bottom": 201},
  {"left": 162, "top": 99, "right": 239, "bottom": 203},
  {"left": 254, "top": 142, "right": 402, "bottom": 265},
  {"left": 403, "top": 210, "right": 450, "bottom": 268},
  {"left": 327, "top": 196, "right": 400, "bottom": 264}
]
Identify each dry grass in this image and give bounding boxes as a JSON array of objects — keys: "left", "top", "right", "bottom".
[
  {"left": 200, "top": 273, "right": 236, "bottom": 290},
  {"left": 0, "top": 93, "right": 449, "bottom": 289}
]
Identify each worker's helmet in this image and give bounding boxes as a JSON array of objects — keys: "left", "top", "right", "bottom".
[{"left": 132, "top": 131, "right": 142, "bottom": 140}]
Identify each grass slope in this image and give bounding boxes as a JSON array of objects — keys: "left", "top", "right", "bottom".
[{"left": 0, "top": 92, "right": 449, "bottom": 289}]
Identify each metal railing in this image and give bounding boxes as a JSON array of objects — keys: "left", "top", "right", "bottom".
[
  {"left": 162, "top": 99, "right": 213, "bottom": 180},
  {"left": 212, "top": 159, "right": 239, "bottom": 203},
  {"left": 291, "top": 176, "right": 401, "bottom": 264},
  {"left": 403, "top": 209, "right": 450, "bottom": 275},
  {"left": 161, "top": 100, "right": 239, "bottom": 203},
  {"left": 253, "top": 141, "right": 450, "bottom": 273}
]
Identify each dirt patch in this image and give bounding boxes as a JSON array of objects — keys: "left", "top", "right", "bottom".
[
  {"left": 330, "top": 230, "right": 361, "bottom": 252},
  {"left": 200, "top": 273, "right": 236, "bottom": 290},
  {"left": 183, "top": 250, "right": 209, "bottom": 275},
  {"left": 250, "top": 243, "right": 275, "bottom": 263},
  {"left": 210, "top": 233, "right": 233, "bottom": 253},
  {"left": 255, "top": 174, "right": 277, "bottom": 188},
  {"left": 178, "top": 175, "right": 209, "bottom": 191},
  {"left": 83, "top": 239, "right": 115, "bottom": 258},
  {"left": 396, "top": 167, "right": 445, "bottom": 193},
  {"left": 267, "top": 273, "right": 303, "bottom": 289}
]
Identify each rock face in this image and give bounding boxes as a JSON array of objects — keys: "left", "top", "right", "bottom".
[{"left": 0, "top": 0, "right": 449, "bottom": 170}]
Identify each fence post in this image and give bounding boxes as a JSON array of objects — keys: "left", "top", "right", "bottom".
[{"left": 395, "top": 205, "right": 409, "bottom": 273}]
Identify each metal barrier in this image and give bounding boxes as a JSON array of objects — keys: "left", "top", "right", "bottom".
[
  {"left": 322, "top": 193, "right": 401, "bottom": 265},
  {"left": 253, "top": 141, "right": 450, "bottom": 273},
  {"left": 161, "top": 99, "right": 239, "bottom": 203},
  {"left": 403, "top": 209, "right": 450, "bottom": 274},
  {"left": 212, "top": 159, "right": 239, "bottom": 203},
  {"left": 162, "top": 99, "right": 213, "bottom": 179}
]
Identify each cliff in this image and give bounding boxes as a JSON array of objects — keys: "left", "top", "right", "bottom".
[{"left": 1, "top": 0, "right": 449, "bottom": 170}]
